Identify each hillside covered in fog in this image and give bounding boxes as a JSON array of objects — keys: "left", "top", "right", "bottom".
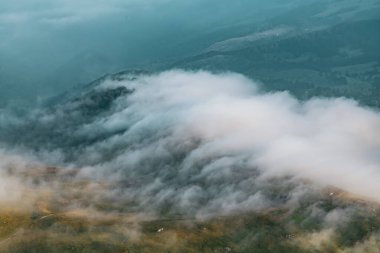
[{"left": 0, "top": 0, "right": 380, "bottom": 252}]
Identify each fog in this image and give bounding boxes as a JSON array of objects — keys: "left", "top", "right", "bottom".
[
  {"left": 1, "top": 70, "right": 380, "bottom": 218},
  {"left": 0, "top": 1, "right": 379, "bottom": 251}
]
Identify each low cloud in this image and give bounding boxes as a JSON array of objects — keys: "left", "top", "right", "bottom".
[
  {"left": 1, "top": 70, "right": 380, "bottom": 218},
  {"left": 83, "top": 70, "right": 380, "bottom": 201}
]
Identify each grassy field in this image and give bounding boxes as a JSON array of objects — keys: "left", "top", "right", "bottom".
[
  {"left": 0, "top": 192, "right": 379, "bottom": 252},
  {"left": 0, "top": 167, "right": 379, "bottom": 253}
]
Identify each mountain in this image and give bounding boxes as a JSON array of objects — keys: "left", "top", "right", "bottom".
[
  {"left": 1, "top": 69, "right": 380, "bottom": 252},
  {"left": 141, "top": 0, "right": 380, "bottom": 106},
  {"left": 169, "top": 19, "right": 380, "bottom": 106},
  {"left": 0, "top": 1, "right": 380, "bottom": 252}
]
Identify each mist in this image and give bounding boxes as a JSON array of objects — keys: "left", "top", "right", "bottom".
[
  {"left": 1, "top": 70, "right": 380, "bottom": 219},
  {"left": 77, "top": 70, "right": 380, "bottom": 205},
  {"left": 1, "top": 1, "right": 380, "bottom": 251}
]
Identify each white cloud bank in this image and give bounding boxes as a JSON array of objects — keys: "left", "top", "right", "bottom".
[
  {"left": 1, "top": 70, "right": 380, "bottom": 216},
  {"left": 86, "top": 70, "right": 380, "bottom": 202}
]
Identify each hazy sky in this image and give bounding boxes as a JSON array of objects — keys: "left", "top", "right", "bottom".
[
  {"left": 3, "top": 0, "right": 376, "bottom": 104},
  {"left": 0, "top": 0, "right": 314, "bottom": 104}
]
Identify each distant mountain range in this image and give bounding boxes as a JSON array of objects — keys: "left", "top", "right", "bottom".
[
  {"left": 150, "top": 0, "right": 380, "bottom": 106},
  {"left": 167, "top": 18, "right": 380, "bottom": 106}
]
